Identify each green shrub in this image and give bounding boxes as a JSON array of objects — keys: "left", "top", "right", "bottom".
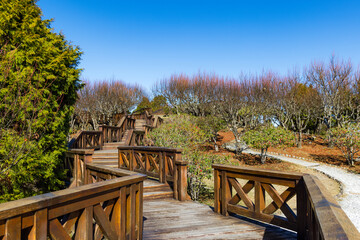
[
  {"left": 243, "top": 125, "right": 295, "bottom": 163},
  {"left": 328, "top": 124, "right": 360, "bottom": 166},
  {"left": 147, "top": 115, "right": 229, "bottom": 200}
]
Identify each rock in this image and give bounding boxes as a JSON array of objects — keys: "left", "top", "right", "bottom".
[{"left": 222, "top": 141, "right": 248, "bottom": 153}]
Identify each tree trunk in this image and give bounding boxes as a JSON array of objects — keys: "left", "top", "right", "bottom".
[
  {"left": 213, "top": 137, "right": 219, "bottom": 151},
  {"left": 297, "top": 131, "right": 302, "bottom": 148},
  {"left": 260, "top": 148, "right": 267, "bottom": 164}
]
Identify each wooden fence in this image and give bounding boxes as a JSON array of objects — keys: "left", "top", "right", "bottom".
[
  {"left": 69, "top": 116, "right": 135, "bottom": 150},
  {"left": 118, "top": 146, "right": 188, "bottom": 201},
  {"left": 0, "top": 164, "right": 146, "bottom": 240},
  {"left": 213, "top": 164, "right": 360, "bottom": 240}
]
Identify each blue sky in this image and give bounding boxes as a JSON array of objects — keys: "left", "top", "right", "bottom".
[{"left": 38, "top": 0, "right": 360, "bottom": 95}]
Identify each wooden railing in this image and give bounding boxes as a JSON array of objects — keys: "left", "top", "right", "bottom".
[
  {"left": 118, "top": 146, "right": 188, "bottom": 201},
  {"left": 213, "top": 164, "right": 360, "bottom": 240},
  {"left": 0, "top": 164, "right": 146, "bottom": 240},
  {"left": 65, "top": 149, "right": 94, "bottom": 187},
  {"left": 69, "top": 116, "right": 135, "bottom": 150},
  {"left": 70, "top": 130, "right": 102, "bottom": 149}
]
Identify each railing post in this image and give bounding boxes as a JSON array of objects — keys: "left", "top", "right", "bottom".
[
  {"left": 67, "top": 149, "right": 94, "bottom": 187},
  {"left": 255, "top": 181, "right": 265, "bottom": 214},
  {"left": 221, "top": 171, "right": 231, "bottom": 216},
  {"left": 98, "top": 126, "right": 104, "bottom": 148},
  {"left": 296, "top": 178, "right": 308, "bottom": 240},
  {"left": 178, "top": 162, "right": 187, "bottom": 201},
  {"left": 214, "top": 169, "right": 221, "bottom": 213},
  {"left": 159, "top": 152, "right": 164, "bottom": 183},
  {"left": 29, "top": 208, "right": 48, "bottom": 239},
  {"left": 130, "top": 149, "right": 134, "bottom": 171}
]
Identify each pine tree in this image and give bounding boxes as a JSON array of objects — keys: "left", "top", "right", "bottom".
[{"left": 0, "top": 0, "right": 82, "bottom": 201}]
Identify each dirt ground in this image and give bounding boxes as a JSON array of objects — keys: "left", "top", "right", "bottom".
[
  {"left": 199, "top": 131, "right": 343, "bottom": 209},
  {"left": 216, "top": 130, "right": 360, "bottom": 174}
]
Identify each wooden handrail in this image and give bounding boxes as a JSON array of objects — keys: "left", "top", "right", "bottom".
[
  {"left": 301, "top": 174, "right": 359, "bottom": 239},
  {"left": 213, "top": 164, "right": 360, "bottom": 240},
  {"left": 69, "top": 115, "right": 136, "bottom": 150},
  {"left": 0, "top": 167, "right": 146, "bottom": 239},
  {"left": 118, "top": 146, "right": 188, "bottom": 201},
  {"left": 69, "top": 114, "right": 160, "bottom": 150}
]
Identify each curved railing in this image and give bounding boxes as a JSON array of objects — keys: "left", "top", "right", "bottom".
[
  {"left": 118, "top": 146, "right": 188, "bottom": 201},
  {"left": 0, "top": 164, "right": 146, "bottom": 240},
  {"left": 69, "top": 113, "right": 162, "bottom": 150},
  {"left": 213, "top": 164, "right": 360, "bottom": 239},
  {"left": 69, "top": 116, "right": 135, "bottom": 149}
]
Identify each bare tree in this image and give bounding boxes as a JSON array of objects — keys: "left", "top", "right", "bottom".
[
  {"left": 279, "top": 73, "right": 322, "bottom": 147},
  {"left": 74, "top": 80, "right": 144, "bottom": 129},
  {"left": 306, "top": 56, "right": 353, "bottom": 128}
]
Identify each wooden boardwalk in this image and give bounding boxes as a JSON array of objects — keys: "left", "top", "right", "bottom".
[{"left": 143, "top": 198, "right": 297, "bottom": 239}]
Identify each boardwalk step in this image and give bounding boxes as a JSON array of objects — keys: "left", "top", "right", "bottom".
[
  {"left": 144, "top": 185, "right": 172, "bottom": 193},
  {"left": 92, "top": 156, "right": 117, "bottom": 159},
  {"left": 92, "top": 161, "right": 117, "bottom": 165},
  {"left": 93, "top": 150, "right": 117, "bottom": 155},
  {"left": 103, "top": 142, "right": 125, "bottom": 146},
  {"left": 144, "top": 191, "right": 173, "bottom": 200}
]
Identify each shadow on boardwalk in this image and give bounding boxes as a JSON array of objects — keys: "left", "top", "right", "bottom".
[{"left": 143, "top": 198, "right": 296, "bottom": 239}]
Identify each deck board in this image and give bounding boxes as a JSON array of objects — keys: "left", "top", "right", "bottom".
[{"left": 143, "top": 199, "right": 296, "bottom": 239}]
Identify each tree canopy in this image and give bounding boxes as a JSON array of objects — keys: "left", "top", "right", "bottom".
[{"left": 0, "top": 0, "right": 82, "bottom": 201}]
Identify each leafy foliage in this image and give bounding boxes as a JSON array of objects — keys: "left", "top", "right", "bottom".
[
  {"left": 195, "top": 116, "right": 226, "bottom": 151},
  {"left": 0, "top": 0, "right": 82, "bottom": 201},
  {"left": 147, "top": 115, "right": 229, "bottom": 200},
  {"left": 243, "top": 125, "right": 295, "bottom": 163},
  {"left": 328, "top": 124, "right": 360, "bottom": 166},
  {"left": 135, "top": 95, "right": 171, "bottom": 115}
]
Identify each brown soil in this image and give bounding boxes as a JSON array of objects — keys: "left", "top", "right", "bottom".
[
  {"left": 217, "top": 131, "right": 360, "bottom": 174},
  {"left": 200, "top": 151, "right": 341, "bottom": 209}
]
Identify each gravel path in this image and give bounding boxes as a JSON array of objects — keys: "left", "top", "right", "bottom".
[{"left": 243, "top": 149, "right": 360, "bottom": 231}]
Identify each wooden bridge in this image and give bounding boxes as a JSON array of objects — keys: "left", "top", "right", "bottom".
[{"left": 0, "top": 113, "right": 359, "bottom": 239}]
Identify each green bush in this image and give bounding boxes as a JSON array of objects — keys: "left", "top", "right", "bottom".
[
  {"left": 328, "top": 124, "right": 360, "bottom": 166},
  {"left": 243, "top": 125, "right": 295, "bottom": 164},
  {"left": 147, "top": 115, "right": 229, "bottom": 200},
  {"left": 0, "top": 0, "right": 81, "bottom": 201}
]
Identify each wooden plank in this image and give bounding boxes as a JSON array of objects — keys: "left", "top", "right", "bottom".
[
  {"left": 93, "top": 204, "right": 117, "bottom": 240},
  {"left": 261, "top": 183, "right": 296, "bottom": 223},
  {"left": 228, "top": 180, "right": 254, "bottom": 205},
  {"left": 49, "top": 190, "right": 119, "bottom": 219},
  {"left": 303, "top": 174, "right": 360, "bottom": 239},
  {"left": 179, "top": 165, "right": 187, "bottom": 201},
  {"left": 255, "top": 181, "right": 265, "bottom": 214},
  {"left": 110, "top": 196, "right": 121, "bottom": 238},
  {"left": 226, "top": 172, "right": 296, "bottom": 187},
  {"left": 221, "top": 171, "right": 231, "bottom": 216},
  {"left": 138, "top": 182, "right": 144, "bottom": 239},
  {"left": 29, "top": 209, "right": 47, "bottom": 240},
  {"left": 5, "top": 216, "right": 21, "bottom": 240},
  {"left": 227, "top": 204, "right": 297, "bottom": 231},
  {"left": 0, "top": 174, "right": 146, "bottom": 220},
  {"left": 263, "top": 187, "right": 296, "bottom": 215},
  {"left": 49, "top": 219, "right": 71, "bottom": 240},
  {"left": 142, "top": 199, "right": 297, "bottom": 239},
  {"left": 214, "top": 169, "right": 220, "bottom": 213},
  {"left": 129, "top": 185, "right": 137, "bottom": 239},
  {"left": 119, "top": 187, "right": 127, "bottom": 240},
  {"left": 296, "top": 178, "right": 308, "bottom": 240},
  {"left": 117, "top": 146, "right": 182, "bottom": 154},
  {"left": 228, "top": 178, "right": 254, "bottom": 211},
  {"left": 75, "top": 206, "right": 93, "bottom": 240},
  {"left": 213, "top": 164, "right": 304, "bottom": 180},
  {"left": 63, "top": 211, "right": 80, "bottom": 236}
]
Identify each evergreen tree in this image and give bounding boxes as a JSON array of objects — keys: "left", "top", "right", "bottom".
[{"left": 0, "top": 0, "right": 82, "bottom": 201}]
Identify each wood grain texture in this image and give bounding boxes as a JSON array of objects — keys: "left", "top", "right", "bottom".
[{"left": 143, "top": 198, "right": 297, "bottom": 239}]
